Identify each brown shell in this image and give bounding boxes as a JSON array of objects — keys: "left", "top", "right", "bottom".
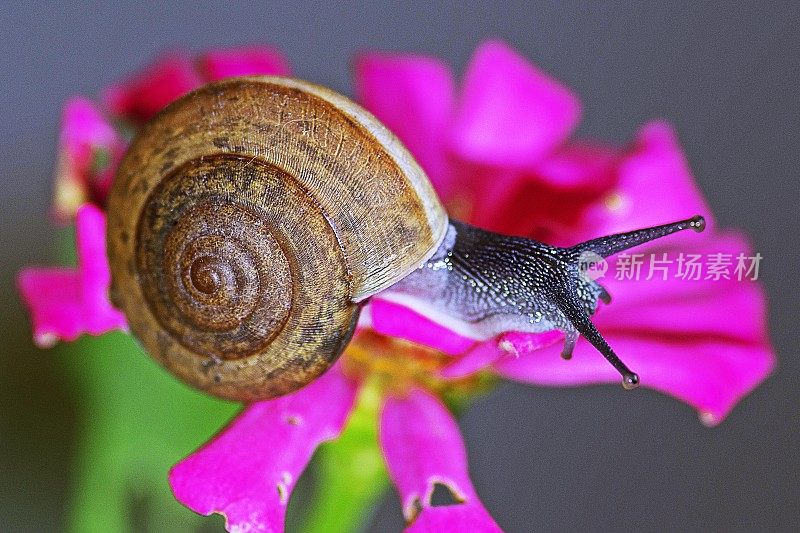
[{"left": 106, "top": 76, "right": 448, "bottom": 401}]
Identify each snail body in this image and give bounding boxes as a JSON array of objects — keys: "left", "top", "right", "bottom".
[{"left": 107, "top": 76, "right": 705, "bottom": 400}]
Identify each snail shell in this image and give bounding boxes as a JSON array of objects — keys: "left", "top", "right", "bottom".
[{"left": 106, "top": 76, "right": 448, "bottom": 401}]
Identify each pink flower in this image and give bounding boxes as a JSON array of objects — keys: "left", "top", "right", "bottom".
[
  {"left": 356, "top": 40, "right": 772, "bottom": 424},
  {"left": 17, "top": 42, "right": 774, "bottom": 531}
]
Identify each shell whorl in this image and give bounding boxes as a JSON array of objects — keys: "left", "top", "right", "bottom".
[{"left": 106, "top": 77, "right": 448, "bottom": 400}]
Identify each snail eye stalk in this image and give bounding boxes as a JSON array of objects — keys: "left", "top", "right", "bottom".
[
  {"left": 557, "top": 215, "right": 706, "bottom": 388},
  {"left": 572, "top": 215, "right": 706, "bottom": 258}
]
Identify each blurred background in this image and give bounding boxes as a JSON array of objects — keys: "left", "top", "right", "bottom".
[{"left": 1, "top": 1, "right": 798, "bottom": 531}]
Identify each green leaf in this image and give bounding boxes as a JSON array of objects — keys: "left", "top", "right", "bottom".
[
  {"left": 59, "top": 332, "right": 238, "bottom": 533},
  {"left": 298, "top": 379, "right": 389, "bottom": 533}
]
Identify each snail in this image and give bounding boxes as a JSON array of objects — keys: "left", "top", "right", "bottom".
[{"left": 106, "top": 76, "right": 705, "bottom": 401}]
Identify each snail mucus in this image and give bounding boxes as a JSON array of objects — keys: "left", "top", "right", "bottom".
[{"left": 106, "top": 76, "right": 705, "bottom": 401}]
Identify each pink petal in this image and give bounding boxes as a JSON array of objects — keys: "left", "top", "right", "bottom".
[
  {"left": 199, "top": 45, "right": 291, "bottom": 80},
  {"left": 53, "top": 98, "right": 125, "bottom": 221},
  {"left": 17, "top": 204, "right": 127, "bottom": 346},
  {"left": 60, "top": 98, "right": 120, "bottom": 161},
  {"left": 449, "top": 40, "right": 581, "bottom": 168},
  {"left": 355, "top": 52, "right": 457, "bottom": 200},
  {"left": 102, "top": 52, "right": 203, "bottom": 123},
  {"left": 380, "top": 389, "right": 502, "bottom": 531},
  {"left": 575, "top": 121, "right": 714, "bottom": 246},
  {"left": 461, "top": 143, "right": 616, "bottom": 242},
  {"left": 170, "top": 364, "right": 359, "bottom": 532},
  {"left": 370, "top": 298, "right": 475, "bottom": 356},
  {"left": 596, "top": 231, "right": 766, "bottom": 343},
  {"left": 495, "top": 332, "right": 773, "bottom": 426},
  {"left": 441, "top": 330, "right": 563, "bottom": 379},
  {"left": 75, "top": 204, "right": 127, "bottom": 333},
  {"left": 495, "top": 230, "right": 774, "bottom": 423},
  {"left": 533, "top": 141, "right": 619, "bottom": 191},
  {"left": 455, "top": 162, "right": 530, "bottom": 235},
  {"left": 17, "top": 269, "right": 83, "bottom": 347}
]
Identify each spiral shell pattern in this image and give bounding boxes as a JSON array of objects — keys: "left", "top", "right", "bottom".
[
  {"left": 128, "top": 155, "right": 357, "bottom": 399},
  {"left": 106, "top": 77, "right": 447, "bottom": 400}
]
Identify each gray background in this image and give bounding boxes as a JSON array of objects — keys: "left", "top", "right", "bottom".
[{"left": 1, "top": 1, "right": 798, "bottom": 531}]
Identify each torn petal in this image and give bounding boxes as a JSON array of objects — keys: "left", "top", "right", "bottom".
[
  {"left": 355, "top": 52, "right": 456, "bottom": 199},
  {"left": 406, "top": 503, "right": 503, "bottom": 533},
  {"left": 170, "top": 364, "right": 359, "bottom": 532},
  {"left": 380, "top": 389, "right": 501, "bottom": 531},
  {"left": 450, "top": 40, "right": 581, "bottom": 168},
  {"left": 199, "top": 45, "right": 291, "bottom": 80},
  {"left": 17, "top": 204, "right": 127, "bottom": 345}
]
